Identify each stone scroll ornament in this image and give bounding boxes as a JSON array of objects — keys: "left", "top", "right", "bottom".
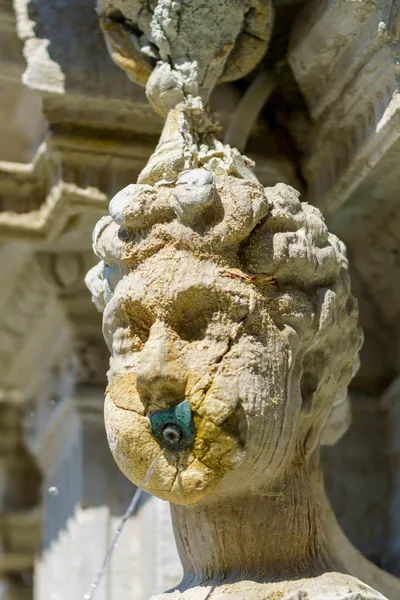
[{"left": 86, "top": 2, "right": 388, "bottom": 599}]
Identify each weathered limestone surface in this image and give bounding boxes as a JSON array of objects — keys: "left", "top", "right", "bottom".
[
  {"left": 97, "top": 0, "right": 273, "bottom": 112},
  {"left": 87, "top": 120, "right": 387, "bottom": 598},
  {"left": 86, "top": 2, "right": 397, "bottom": 598},
  {"left": 1, "top": 0, "right": 400, "bottom": 598}
]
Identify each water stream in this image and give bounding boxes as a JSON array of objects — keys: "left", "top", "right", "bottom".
[{"left": 83, "top": 451, "right": 163, "bottom": 600}]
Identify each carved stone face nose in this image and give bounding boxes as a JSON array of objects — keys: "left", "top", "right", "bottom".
[{"left": 135, "top": 320, "right": 186, "bottom": 400}]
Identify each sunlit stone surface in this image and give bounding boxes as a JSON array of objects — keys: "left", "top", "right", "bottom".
[{"left": 0, "top": 0, "right": 400, "bottom": 599}]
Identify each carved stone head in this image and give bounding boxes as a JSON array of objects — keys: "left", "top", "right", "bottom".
[{"left": 86, "top": 110, "right": 362, "bottom": 504}]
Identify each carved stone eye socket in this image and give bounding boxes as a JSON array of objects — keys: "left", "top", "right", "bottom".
[
  {"left": 122, "top": 300, "right": 155, "bottom": 344},
  {"left": 168, "top": 289, "right": 249, "bottom": 343},
  {"left": 171, "top": 308, "right": 216, "bottom": 342},
  {"left": 167, "top": 288, "right": 220, "bottom": 342}
]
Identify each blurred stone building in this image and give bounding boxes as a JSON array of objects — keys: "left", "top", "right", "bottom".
[{"left": 0, "top": 0, "right": 399, "bottom": 598}]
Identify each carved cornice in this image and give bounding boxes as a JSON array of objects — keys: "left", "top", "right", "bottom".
[
  {"left": 0, "top": 134, "right": 157, "bottom": 245},
  {"left": 289, "top": 0, "right": 400, "bottom": 214},
  {"left": 12, "top": 0, "right": 159, "bottom": 132},
  {"left": 290, "top": 0, "right": 398, "bottom": 119}
]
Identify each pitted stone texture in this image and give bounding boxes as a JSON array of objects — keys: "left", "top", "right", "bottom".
[
  {"left": 90, "top": 172, "right": 269, "bottom": 272},
  {"left": 85, "top": 115, "right": 376, "bottom": 594},
  {"left": 109, "top": 183, "right": 173, "bottom": 228},
  {"left": 150, "top": 573, "right": 387, "bottom": 599},
  {"left": 83, "top": 3, "right": 386, "bottom": 593},
  {"left": 242, "top": 183, "right": 344, "bottom": 289}
]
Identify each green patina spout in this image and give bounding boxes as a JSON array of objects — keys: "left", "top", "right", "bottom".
[{"left": 149, "top": 400, "right": 196, "bottom": 452}]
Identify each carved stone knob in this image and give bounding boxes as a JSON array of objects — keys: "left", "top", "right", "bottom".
[
  {"left": 109, "top": 183, "right": 173, "bottom": 229},
  {"left": 172, "top": 168, "right": 216, "bottom": 225}
]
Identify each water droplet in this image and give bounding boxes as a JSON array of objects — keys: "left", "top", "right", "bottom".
[
  {"left": 83, "top": 584, "right": 97, "bottom": 599},
  {"left": 48, "top": 486, "right": 59, "bottom": 496}
]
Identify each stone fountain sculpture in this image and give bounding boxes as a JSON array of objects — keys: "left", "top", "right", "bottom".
[{"left": 86, "top": 1, "right": 393, "bottom": 598}]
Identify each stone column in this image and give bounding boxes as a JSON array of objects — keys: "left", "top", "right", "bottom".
[{"left": 0, "top": 401, "right": 41, "bottom": 600}]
